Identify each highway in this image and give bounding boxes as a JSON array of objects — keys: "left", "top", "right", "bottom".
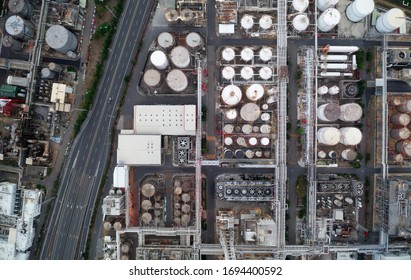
[{"left": 40, "top": 0, "right": 153, "bottom": 259}]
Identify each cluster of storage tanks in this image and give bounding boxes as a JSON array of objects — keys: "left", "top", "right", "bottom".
[
  {"left": 165, "top": 8, "right": 196, "bottom": 25},
  {"left": 240, "top": 14, "right": 274, "bottom": 31},
  {"left": 389, "top": 99, "right": 411, "bottom": 163},
  {"left": 143, "top": 32, "right": 203, "bottom": 93}
]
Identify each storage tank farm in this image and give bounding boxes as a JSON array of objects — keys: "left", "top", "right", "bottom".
[{"left": 388, "top": 99, "right": 411, "bottom": 162}]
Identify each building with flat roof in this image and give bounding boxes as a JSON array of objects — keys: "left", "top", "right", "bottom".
[{"left": 117, "top": 133, "right": 162, "bottom": 165}]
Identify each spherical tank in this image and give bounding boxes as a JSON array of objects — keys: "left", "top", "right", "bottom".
[
  {"left": 339, "top": 103, "right": 363, "bottom": 122},
  {"left": 259, "top": 15, "right": 273, "bottom": 30},
  {"left": 396, "top": 140, "right": 411, "bottom": 157},
  {"left": 222, "top": 66, "right": 235, "bottom": 80},
  {"left": 261, "top": 113, "right": 271, "bottom": 122},
  {"left": 141, "top": 200, "right": 152, "bottom": 210},
  {"left": 166, "top": 69, "right": 188, "bottom": 92},
  {"left": 259, "top": 67, "right": 273, "bottom": 80},
  {"left": 390, "top": 128, "right": 411, "bottom": 140},
  {"left": 346, "top": 0, "right": 375, "bottom": 23},
  {"left": 320, "top": 54, "right": 349, "bottom": 61},
  {"left": 180, "top": 9, "right": 194, "bottom": 24},
  {"left": 41, "top": 68, "right": 56, "bottom": 79},
  {"left": 143, "top": 69, "right": 162, "bottom": 88},
  {"left": 103, "top": 222, "right": 112, "bottom": 230},
  {"left": 48, "top": 62, "right": 62, "bottom": 73},
  {"left": 225, "top": 108, "right": 238, "bottom": 120},
  {"left": 165, "top": 8, "right": 179, "bottom": 23},
  {"left": 222, "top": 47, "right": 235, "bottom": 61},
  {"left": 390, "top": 113, "right": 411, "bottom": 126},
  {"left": 241, "top": 15, "right": 254, "bottom": 30},
  {"left": 170, "top": 46, "right": 190, "bottom": 68},
  {"left": 293, "top": 14, "right": 310, "bottom": 32},
  {"left": 376, "top": 8, "right": 406, "bottom": 33},
  {"left": 157, "top": 32, "right": 175, "bottom": 50},
  {"left": 241, "top": 66, "right": 254, "bottom": 80},
  {"left": 318, "top": 85, "right": 329, "bottom": 95},
  {"left": 293, "top": 0, "right": 309, "bottom": 12},
  {"left": 221, "top": 85, "right": 242, "bottom": 106},
  {"left": 1, "top": 35, "right": 23, "bottom": 51},
  {"left": 341, "top": 149, "right": 358, "bottom": 161},
  {"left": 339, "top": 127, "right": 363, "bottom": 146},
  {"left": 317, "top": 127, "right": 341, "bottom": 146},
  {"left": 8, "top": 0, "right": 34, "bottom": 19},
  {"left": 141, "top": 213, "right": 152, "bottom": 224},
  {"left": 318, "top": 8, "right": 341, "bottom": 32},
  {"left": 317, "top": 0, "right": 339, "bottom": 11},
  {"left": 328, "top": 85, "right": 340, "bottom": 95},
  {"left": 397, "top": 100, "right": 411, "bottom": 113},
  {"left": 224, "top": 124, "right": 234, "bottom": 134},
  {"left": 259, "top": 47, "right": 272, "bottom": 62},
  {"left": 45, "top": 25, "right": 78, "bottom": 53},
  {"left": 5, "top": 15, "right": 35, "bottom": 40},
  {"left": 241, "top": 47, "right": 254, "bottom": 62},
  {"left": 186, "top": 32, "right": 203, "bottom": 51},
  {"left": 246, "top": 84, "right": 264, "bottom": 101},
  {"left": 317, "top": 103, "right": 341, "bottom": 122},
  {"left": 240, "top": 103, "right": 261, "bottom": 122}
]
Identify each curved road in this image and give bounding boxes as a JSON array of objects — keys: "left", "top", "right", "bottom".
[{"left": 40, "top": 0, "right": 153, "bottom": 259}]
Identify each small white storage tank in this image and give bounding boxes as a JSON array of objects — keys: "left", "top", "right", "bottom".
[
  {"left": 317, "top": 127, "right": 341, "bottom": 146},
  {"left": 320, "top": 54, "right": 349, "bottom": 61},
  {"left": 339, "top": 103, "right": 363, "bottom": 122},
  {"left": 376, "top": 8, "right": 406, "bottom": 33},
  {"left": 143, "top": 69, "right": 162, "bottom": 88},
  {"left": 236, "top": 137, "right": 247, "bottom": 146},
  {"left": 293, "top": 0, "right": 309, "bottom": 12},
  {"left": 397, "top": 100, "right": 411, "bottom": 113},
  {"left": 320, "top": 63, "right": 348, "bottom": 70},
  {"left": 7, "top": 75, "right": 28, "bottom": 87},
  {"left": 391, "top": 113, "right": 411, "bottom": 126},
  {"left": 346, "top": 0, "right": 375, "bottom": 23},
  {"left": 241, "top": 47, "right": 254, "bottom": 62},
  {"left": 241, "top": 14, "right": 254, "bottom": 30},
  {"left": 396, "top": 140, "right": 411, "bottom": 157},
  {"left": 224, "top": 137, "right": 233, "bottom": 146},
  {"left": 328, "top": 85, "right": 340, "bottom": 95},
  {"left": 48, "top": 62, "right": 63, "bottom": 73},
  {"left": 318, "top": 150, "right": 327, "bottom": 159},
  {"left": 166, "top": 69, "right": 188, "bottom": 92},
  {"left": 245, "top": 150, "right": 255, "bottom": 158},
  {"left": 317, "top": 0, "right": 339, "bottom": 11},
  {"left": 261, "top": 137, "right": 270, "bottom": 146},
  {"left": 341, "top": 149, "right": 358, "bottom": 161},
  {"left": 390, "top": 97, "right": 403, "bottom": 106},
  {"left": 292, "top": 14, "right": 310, "bottom": 32},
  {"left": 241, "top": 66, "right": 254, "bottom": 80},
  {"left": 322, "top": 45, "right": 359, "bottom": 53},
  {"left": 390, "top": 128, "right": 411, "bottom": 140},
  {"left": 170, "top": 46, "right": 191, "bottom": 68},
  {"left": 259, "top": 47, "right": 272, "bottom": 62},
  {"left": 157, "top": 32, "right": 175, "bottom": 50},
  {"left": 186, "top": 32, "right": 203, "bottom": 52},
  {"left": 259, "top": 67, "right": 273, "bottom": 80},
  {"left": 318, "top": 8, "right": 341, "bottom": 32},
  {"left": 339, "top": 127, "right": 362, "bottom": 146},
  {"left": 240, "top": 103, "right": 261, "bottom": 122},
  {"left": 150, "top": 50, "right": 169, "bottom": 70},
  {"left": 248, "top": 138, "right": 258, "bottom": 146},
  {"left": 317, "top": 103, "right": 341, "bottom": 122},
  {"left": 246, "top": 84, "right": 264, "bottom": 101},
  {"left": 318, "top": 85, "right": 329, "bottom": 95},
  {"left": 242, "top": 124, "right": 253, "bottom": 134},
  {"left": 260, "top": 124, "right": 271, "bottom": 134},
  {"left": 45, "top": 25, "right": 78, "bottom": 53},
  {"left": 224, "top": 124, "right": 234, "bottom": 134},
  {"left": 222, "top": 47, "right": 235, "bottom": 61},
  {"left": 259, "top": 15, "right": 273, "bottom": 30},
  {"left": 222, "top": 66, "right": 236, "bottom": 80},
  {"left": 221, "top": 85, "right": 242, "bottom": 106},
  {"left": 165, "top": 8, "right": 179, "bottom": 23},
  {"left": 5, "top": 15, "right": 35, "bottom": 40},
  {"left": 225, "top": 109, "right": 238, "bottom": 120},
  {"left": 41, "top": 68, "right": 56, "bottom": 79}
]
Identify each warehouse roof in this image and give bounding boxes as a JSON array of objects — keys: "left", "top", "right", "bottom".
[{"left": 117, "top": 134, "right": 161, "bottom": 165}]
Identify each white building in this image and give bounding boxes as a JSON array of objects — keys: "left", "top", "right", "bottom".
[{"left": 117, "top": 133, "right": 162, "bottom": 166}]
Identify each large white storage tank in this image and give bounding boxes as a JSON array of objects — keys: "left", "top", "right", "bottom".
[
  {"left": 240, "top": 103, "right": 261, "bottom": 122},
  {"left": 317, "top": 127, "right": 341, "bottom": 146},
  {"left": 376, "top": 8, "right": 406, "bottom": 33},
  {"left": 318, "top": 8, "right": 341, "bottom": 32},
  {"left": 320, "top": 54, "right": 348, "bottom": 61},
  {"left": 166, "top": 69, "right": 188, "bottom": 92},
  {"left": 346, "top": 0, "right": 375, "bottom": 23},
  {"left": 292, "top": 14, "right": 310, "bottom": 32},
  {"left": 150, "top": 50, "right": 169, "bottom": 70},
  {"left": 259, "top": 15, "right": 273, "bottom": 30},
  {"left": 221, "top": 85, "right": 242, "bottom": 106},
  {"left": 241, "top": 47, "right": 254, "bottom": 62},
  {"left": 339, "top": 103, "right": 363, "bottom": 122},
  {"left": 186, "top": 32, "right": 203, "bottom": 52},
  {"left": 222, "top": 47, "right": 236, "bottom": 61},
  {"left": 5, "top": 15, "right": 35, "bottom": 41},
  {"left": 317, "top": 103, "right": 341, "bottom": 122},
  {"left": 157, "top": 32, "right": 175, "bottom": 50},
  {"left": 143, "top": 69, "right": 162, "bottom": 88},
  {"left": 241, "top": 15, "right": 254, "bottom": 30},
  {"left": 222, "top": 66, "right": 235, "bottom": 80},
  {"left": 259, "top": 67, "right": 273, "bottom": 80},
  {"left": 45, "top": 25, "right": 78, "bottom": 53},
  {"left": 246, "top": 84, "right": 264, "bottom": 101},
  {"left": 339, "top": 127, "right": 362, "bottom": 146},
  {"left": 293, "top": 0, "right": 309, "bottom": 12},
  {"left": 317, "top": 0, "right": 339, "bottom": 11},
  {"left": 259, "top": 47, "right": 272, "bottom": 62},
  {"left": 8, "top": 0, "right": 34, "bottom": 19},
  {"left": 7, "top": 75, "right": 28, "bottom": 87},
  {"left": 320, "top": 63, "right": 348, "bottom": 70},
  {"left": 241, "top": 66, "right": 254, "bottom": 80},
  {"left": 170, "top": 46, "right": 191, "bottom": 68},
  {"left": 322, "top": 45, "right": 359, "bottom": 53}
]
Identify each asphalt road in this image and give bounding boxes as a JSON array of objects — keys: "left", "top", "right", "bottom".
[{"left": 40, "top": 0, "right": 153, "bottom": 260}]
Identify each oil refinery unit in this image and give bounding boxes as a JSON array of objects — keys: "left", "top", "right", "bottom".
[{"left": 164, "top": 0, "right": 206, "bottom": 26}]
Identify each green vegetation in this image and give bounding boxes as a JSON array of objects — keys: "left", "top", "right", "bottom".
[
  {"left": 366, "top": 50, "right": 373, "bottom": 62},
  {"left": 356, "top": 49, "right": 365, "bottom": 70},
  {"left": 201, "top": 106, "right": 207, "bottom": 122},
  {"left": 356, "top": 153, "right": 363, "bottom": 161},
  {"left": 36, "top": 184, "right": 47, "bottom": 195},
  {"left": 351, "top": 161, "right": 361, "bottom": 168},
  {"left": 92, "top": 23, "right": 112, "bottom": 40},
  {"left": 66, "top": 66, "right": 76, "bottom": 72},
  {"left": 298, "top": 209, "right": 306, "bottom": 219},
  {"left": 287, "top": 122, "right": 291, "bottom": 131},
  {"left": 124, "top": 75, "right": 131, "bottom": 84},
  {"left": 358, "top": 79, "right": 366, "bottom": 96},
  {"left": 296, "top": 69, "right": 303, "bottom": 80},
  {"left": 201, "top": 137, "right": 208, "bottom": 154},
  {"left": 366, "top": 153, "right": 371, "bottom": 163},
  {"left": 296, "top": 127, "right": 305, "bottom": 136},
  {"left": 296, "top": 175, "right": 307, "bottom": 206}
]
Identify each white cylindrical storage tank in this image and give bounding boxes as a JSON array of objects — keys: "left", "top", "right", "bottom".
[
  {"left": 246, "top": 84, "right": 264, "bottom": 101},
  {"left": 45, "top": 25, "right": 78, "bottom": 53},
  {"left": 8, "top": 0, "right": 34, "bottom": 19},
  {"left": 317, "top": 103, "right": 341, "bottom": 122},
  {"left": 318, "top": 8, "right": 341, "bottom": 32},
  {"left": 396, "top": 140, "right": 411, "bottom": 157},
  {"left": 222, "top": 47, "right": 235, "bottom": 61},
  {"left": 376, "top": 8, "right": 406, "bottom": 33},
  {"left": 241, "top": 66, "right": 254, "bottom": 80},
  {"left": 249, "top": 137, "right": 258, "bottom": 146},
  {"left": 143, "top": 69, "right": 162, "bottom": 88},
  {"left": 328, "top": 85, "right": 340, "bottom": 95},
  {"left": 397, "top": 100, "right": 411, "bottom": 113},
  {"left": 245, "top": 150, "right": 255, "bottom": 158},
  {"left": 318, "top": 150, "right": 327, "bottom": 159},
  {"left": 317, "top": 0, "right": 339, "bottom": 11},
  {"left": 180, "top": 9, "right": 195, "bottom": 24},
  {"left": 5, "top": 15, "right": 35, "bottom": 41},
  {"left": 259, "top": 47, "right": 272, "bottom": 62},
  {"left": 346, "top": 0, "right": 375, "bottom": 23},
  {"left": 320, "top": 71, "right": 344, "bottom": 77},
  {"left": 320, "top": 54, "right": 349, "bottom": 61},
  {"left": 48, "top": 62, "right": 62, "bottom": 73},
  {"left": 166, "top": 69, "right": 188, "bottom": 92},
  {"left": 318, "top": 85, "right": 329, "bottom": 95},
  {"left": 320, "top": 63, "right": 348, "bottom": 70},
  {"left": 260, "top": 113, "right": 271, "bottom": 122},
  {"left": 339, "top": 103, "right": 363, "bottom": 122},
  {"left": 339, "top": 127, "right": 363, "bottom": 146},
  {"left": 236, "top": 137, "right": 247, "bottom": 147},
  {"left": 7, "top": 75, "right": 28, "bottom": 87},
  {"left": 224, "top": 124, "right": 234, "bottom": 134},
  {"left": 165, "top": 8, "right": 179, "bottom": 23},
  {"left": 157, "top": 32, "right": 175, "bottom": 50},
  {"left": 186, "top": 32, "right": 203, "bottom": 52},
  {"left": 240, "top": 103, "right": 261, "bottom": 122},
  {"left": 259, "top": 15, "right": 273, "bottom": 30},
  {"left": 1, "top": 35, "right": 23, "bottom": 51},
  {"left": 317, "top": 127, "right": 341, "bottom": 146},
  {"left": 225, "top": 109, "right": 238, "bottom": 120},
  {"left": 261, "top": 137, "right": 270, "bottom": 146},
  {"left": 260, "top": 124, "right": 271, "bottom": 134},
  {"left": 222, "top": 66, "right": 235, "bottom": 80},
  {"left": 170, "top": 46, "right": 190, "bottom": 68},
  {"left": 225, "top": 137, "right": 233, "bottom": 146},
  {"left": 293, "top": 0, "right": 309, "bottom": 12},
  {"left": 241, "top": 47, "right": 254, "bottom": 62},
  {"left": 292, "top": 14, "right": 310, "bottom": 32},
  {"left": 241, "top": 14, "right": 254, "bottom": 30},
  {"left": 322, "top": 45, "right": 359, "bottom": 53},
  {"left": 341, "top": 149, "right": 358, "bottom": 161},
  {"left": 391, "top": 113, "right": 411, "bottom": 126},
  {"left": 259, "top": 67, "right": 273, "bottom": 80},
  {"left": 242, "top": 124, "right": 253, "bottom": 134},
  {"left": 390, "top": 127, "right": 411, "bottom": 140},
  {"left": 221, "top": 85, "right": 242, "bottom": 106},
  {"left": 41, "top": 68, "right": 56, "bottom": 79},
  {"left": 150, "top": 50, "right": 168, "bottom": 70}
]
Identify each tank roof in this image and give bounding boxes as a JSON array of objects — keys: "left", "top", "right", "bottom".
[
  {"left": 170, "top": 46, "right": 190, "bottom": 68},
  {"left": 143, "top": 69, "right": 162, "bottom": 87},
  {"left": 259, "top": 67, "right": 273, "bottom": 80},
  {"left": 157, "top": 32, "right": 174, "bottom": 49},
  {"left": 222, "top": 47, "right": 235, "bottom": 61},
  {"left": 221, "top": 85, "right": 242, "bottom": 106},
  {"left": 166, "top": 69, "right": 188, "bottom": 92},
  {"left": 5, "top": 15, "right": 26, "bottom": 36},
  {"left": 241, "top": 14, "right": 254, "bottom": 29},
  {"left": 45, "top": 25, "right": 74, "bottom": 50},
  {"left": 240, "top": 103, "right": 261, "bottom": 122},
  {"left": 246, "top": 84, "right": 264, "bottom": 101}
]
